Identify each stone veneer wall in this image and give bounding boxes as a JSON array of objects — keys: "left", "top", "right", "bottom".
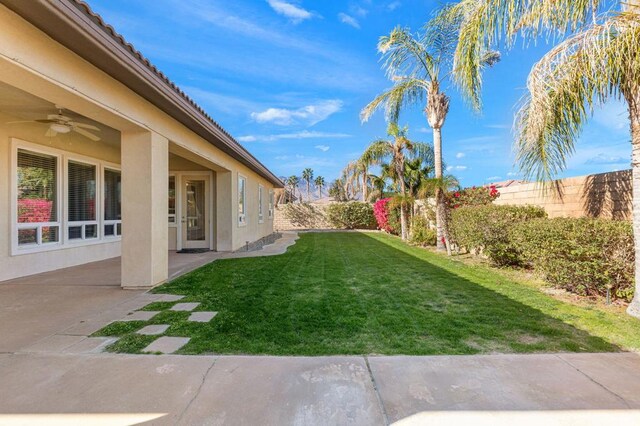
[
  {"left": 273, "top": 203, "right": 338, "bottom": 230},
  {"left": 493, "top": 170, "right": 632, "bottom": 219}
]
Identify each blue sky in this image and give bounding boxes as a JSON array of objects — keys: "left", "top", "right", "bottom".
[{"left": 89, "top": 0, "right": 632, "bottom": 186}]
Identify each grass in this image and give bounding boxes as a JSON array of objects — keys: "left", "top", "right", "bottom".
[{"left": 94, "top": 232, "right": 640, "bottom": 355}]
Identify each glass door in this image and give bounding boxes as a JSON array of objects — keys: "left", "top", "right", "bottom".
[{"left": 181, "top": 176, "right": 209, "bottom": 249}]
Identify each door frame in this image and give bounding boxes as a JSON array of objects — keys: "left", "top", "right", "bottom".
[{"left": 171, "top": 171, "right": 214, "bottom": 251}]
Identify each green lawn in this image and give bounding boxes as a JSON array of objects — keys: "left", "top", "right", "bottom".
[{"left": 95, "top": 232, "right": 640, "bottom": 355}]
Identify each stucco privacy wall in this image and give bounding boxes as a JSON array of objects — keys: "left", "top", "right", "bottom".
[
  {"left": 0, "top": 4, "right": 276, "bottom": 281},
  {"left": 493, "top": 170, "right": 632, "bottom": 219},
  {"left": 274, "top": 203, "right": 337, "bottom": 231}
]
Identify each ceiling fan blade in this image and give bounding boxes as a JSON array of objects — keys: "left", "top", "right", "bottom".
[
  {"left": 5, "top": 120, "right": 36, "bottom": 124},
  {"left": 72, "top": 122, "right": 100, "bottom": 131},
  {"left": 45, "top": 128, "right": 58, "bottom": 138},
  {"left": 35, "top": 119, "right": 57, "bottom": 124},
  {"left": 73, "top": 127, "right": 101, "bottom": 141}
]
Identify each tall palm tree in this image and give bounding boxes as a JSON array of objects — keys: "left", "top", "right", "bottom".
[
  {"left": 287, "top": 175, "right": 299, "bottom": 204},
  {"left": 314, "top": 175, "right": 325, "bottom": 199},
  {"left": 437, "top": 0, "right": 640, "bottom": 316},
  {"left": 343, "top": 159, "right": 371, "bottom": 202},
  {"left": 362, "top": 123, "right": 434, "bottom": 240},
  {"left": 361, "top": 24, "right": 498, "bottom": 251},
  {"left": 302, "top": 168, "right": 314, "bottom": 202}
]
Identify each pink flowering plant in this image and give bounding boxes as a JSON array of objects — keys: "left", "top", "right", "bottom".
[
  {"left": 18, "top": 199, "right": 53, "bottom": 223},
  {"left": 447, "top": 185, "right": 499, "bottom": 209}
]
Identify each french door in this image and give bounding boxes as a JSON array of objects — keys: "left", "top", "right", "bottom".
[{"left": 180, "top": 175, "right": 210, "bottom": 249}]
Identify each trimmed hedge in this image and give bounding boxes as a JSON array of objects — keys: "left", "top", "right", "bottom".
[
  {"left": 449, "top": 205, "right": 547, "bottom": 266},
  {"left": 326, "top": 202, "right": 377, "bottom": 230},
  {"left": 409, "top": 215, "right": 437, "bottom": 246},
  {"left": 513, "top": 218, "right": 634, "bottom": 301}
]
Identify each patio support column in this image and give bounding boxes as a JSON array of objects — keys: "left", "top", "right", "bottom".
[
  {"left": 120, "top": 130, "right": 169, "bottom": 289},
  {"left": 216, "top": 171, "right": 233, "bottom": 251}
]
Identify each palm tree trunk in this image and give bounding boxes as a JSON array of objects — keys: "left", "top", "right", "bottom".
[
  {"left": 307, "top": 181, "right": 310, "bottom": 202},
  {"left": 626, "top": 92, "right": 640, "bottom": 318},
  {"left": 398, "top": 168, "right": 409, "bottom": 241},
  {"left": 433, "top": 127, "right": 447, "bottom": 252},
  {"left": 362, "top": 168, "right": 368, "bottom": 202}
]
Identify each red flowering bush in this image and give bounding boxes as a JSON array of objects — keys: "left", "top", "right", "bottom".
[
  {"left": 447, "top": 185, "right": 499, "bottom": 209},
  {"left": 373, "top": 198, "right": 401, "bottom": 235},
  {"left": 18, "top": 199, "right": 53, "bottom": 223}
]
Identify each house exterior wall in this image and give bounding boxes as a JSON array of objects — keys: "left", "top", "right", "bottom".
[{"left": 0, "top": 5, "right": 277, "bottom": 282}]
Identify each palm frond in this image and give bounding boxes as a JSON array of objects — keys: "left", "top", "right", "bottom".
[
  {"left": 515, "top": 14, "right": 640, "bottom": 182},
  {"left": 379, "top": 27, "right": 437, "bottom": 80},
  {"left": 360, "top": 78, "right": 429, "bottom": 123},
  {"left": 361, "top": 140, "right": 392, "bottom": 165}
]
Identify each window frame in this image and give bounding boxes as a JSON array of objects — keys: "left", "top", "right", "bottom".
[
  {"left": 65, "top": 157, "right": 100, "bottom": 243},
  {"left": 103, "top": 166, "right": 122, "bottom": 239},
  {"left": 268, "top": 189, "right": 274, "bottom": 220},
  {"left": 258, "top": 184, "right": 264, "bottom": 224},
  {"left": 168, "top": 174, "right": 177, "bottom": 227},
  {"left": 11, "top": 138, "right": 121, "bottom": 256},
  {"left": 238, "top": 174, "right": 247, "bottom": 227}
]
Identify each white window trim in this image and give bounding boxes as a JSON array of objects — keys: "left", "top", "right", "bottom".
[
  {"left": 258, "top": 184, "right": 264, "bottom": 224},
  {"left": 11, "top": 138, "right": 121, "bottom": 256},
  {"left": 103, "top": 166, "right": 122, "bottom": 239},
  {"left": 268, "top": 189, "right": 274, "bottom": 220},
  {"left": 65, "top": 156, "right": 101, "bottom": 244},
  {"left": 238, "top": 174, "right": 247, "bottom": 227},
  {"left": 168, "top": 173, "right": 178, "bottom": 228}
]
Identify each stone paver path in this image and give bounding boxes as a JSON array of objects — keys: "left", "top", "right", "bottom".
[
  {"left": 137, "top": 324, "right": 170, "bottom": 336},
  {"left": 155, "top": 294, "right": 185, "bottom": 302},
  {"left": 171, "top": 302, "right": 200, "bottom": 312},
  {"left": 121, "top": 310, "right": 160, "bottom": 321},
  {"left": 188, "top": 311, "right": 217, "bottom": 322},
  {"left": 142, "top": 336, "right": 190, "bottom": 354}
]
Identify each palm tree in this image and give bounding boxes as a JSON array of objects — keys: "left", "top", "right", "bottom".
[
  {"left": 361, "top": 24, "right": 499, "bottom": 251},
  {"left": 362, "top": 123, "right": 434, "bottom": 240},
  {"left": 343, "top": 160, "right": 371, "bottom": 202},
  {"left": 302, "top": 168, "right": 314, "bottom": 202},
  {"left": 314, "top": 176, "right": 325, "bottom": 199},
  {"left": 287, "top": 175, "right": 299, "bottom": 203},
  {"left": 436, "top": 1, "right": 640, "bottom": 316}
]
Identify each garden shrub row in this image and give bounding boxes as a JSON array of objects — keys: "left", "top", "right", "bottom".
[
  {"left": 449, "top": 204, "right": 634, "bottom": 301},
  {"left": 325, "top": 202, "right": 377, "bottom": 230}
]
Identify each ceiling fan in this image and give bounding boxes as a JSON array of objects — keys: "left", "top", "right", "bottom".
[{"left": 7, "top": 106, "right": 101, "bottom": 141}]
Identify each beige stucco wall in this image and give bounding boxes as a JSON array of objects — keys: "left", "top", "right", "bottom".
[
  {"left": 493, "top": 170, "right": 632, "bottom": 220},
  {"left": 0, "top": 5, "right": 277, "bottom": 282}
]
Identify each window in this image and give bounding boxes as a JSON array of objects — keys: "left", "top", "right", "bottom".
[
  {"left": 258, "top": 185, "right": 264, "bottom": 223},
  {"left": 238, "top": 175, "right": 246, "bottom": 226},
  {"left": 168, "top": 176, "right": 176, "bottom": 224},
  {"left": 67, "top": 160, "right": 98, "bottom": 240},
  {"left": 16, "top": 149, "right": 60, "bottom": 246},
  {"left": 104, "top": 168, "right": 121, "bottom": 237},
  {"left": 268, "top": 189, "right": 274, "bottom": 219}
]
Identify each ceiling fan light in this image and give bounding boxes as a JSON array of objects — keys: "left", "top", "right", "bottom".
[{"left": 50, "top": 123, "right": 71, "bottom": 134}]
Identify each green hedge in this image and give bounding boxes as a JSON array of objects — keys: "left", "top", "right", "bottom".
[
  {"left": 409, "top": 215, "right": 437, "bottom": 246},
  {"left": 326, "top": 202, "right": 377, "bottom": 230},
  {"left": 449, "top": 205, "right": 547, "bottom": 266},
  {"left": 513, "top": 218, "right": 634, "bottom": 301}
]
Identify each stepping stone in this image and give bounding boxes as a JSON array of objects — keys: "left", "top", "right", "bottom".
[
  {"left": 136, "top": 324, "right": 170, "bottom": 335},
  {"left": 142, "top": 336, "right": 190, "bottom": 354},
  {"left": 121, "top": 311, "right": 160, "bottom": 321},
  {"left": 155, "top": 294, "right": 185, "bottom": 302},
  {"left": 188, "top": 311, "right": 218, "bottom": 323},
  {"left": 170, "top": 302, "right": 200, "bottom": 312}
]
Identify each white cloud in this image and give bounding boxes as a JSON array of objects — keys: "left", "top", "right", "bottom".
[
  {"left": 455, "top": 152, "right": 465, "bottom": 159},
  {"left": 446, "top": 165, "right": 467, "bottom": 171},
  {"left": 251, "top": 100, "right": 343, "bottom": 126},
  {"left": 417, "top": 127, "right": 432, "bottom": 134},
  {"left": 484, "top": 124, "right": 510, "bottom": 129},
  {"left": 507, "top": 171, "right": 519, "bottom": 177},
  {"left": 387, "top": 1, "right": 401, "bottom": 11},
  {"left": 236, "top": 130, "right": 351, "bottom": 142},
  {"left": 338, "top": 13, "right": 360, "bottom": 29},
  {"left": 486, "top": 176, "right": 502, "bottom": 181},
  {"left": 266, "top": 0, "right": 313, "bottom": 23},
  {"left": 315, "top": 145, "right": 330, "bottom": 152},
  {"left": 350, "top": 5, "right": 368, "bottom": 17},
  {"left": 586, "top": 153, "right": 628, "bottom": 165}
]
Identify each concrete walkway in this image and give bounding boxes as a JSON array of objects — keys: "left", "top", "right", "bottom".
[{"left": 0, "top": 352, "right": 639, "bottom": 425}]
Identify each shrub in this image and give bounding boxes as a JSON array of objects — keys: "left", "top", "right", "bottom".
[
  {"left": 373, "top": 198, "right": 401, "bottom": 235},
  {"left": 409, "top": 215, "right": 437, "bottom": 246},
  {"left": 513, "top": 218, "right": 634, "bottom": 301},
  {"left": 447, "top": 185, "right": 499, "bottom": 209},
  {"left": 326, "top": 202, "right": 377, "bottom": 229},
  {"left": 449, "top": 204, "right": 547, "bottom": 266}
]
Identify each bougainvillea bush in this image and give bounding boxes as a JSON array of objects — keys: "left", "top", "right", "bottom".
[
  {"left": 18, "top": 199, "right": 53, "bottom": 223},
  {"left": 373, "top": 198, "right": 401, "bottom": 235},
  {"left": 447, "top": 185, "right": 499, "bottom": 209}
]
